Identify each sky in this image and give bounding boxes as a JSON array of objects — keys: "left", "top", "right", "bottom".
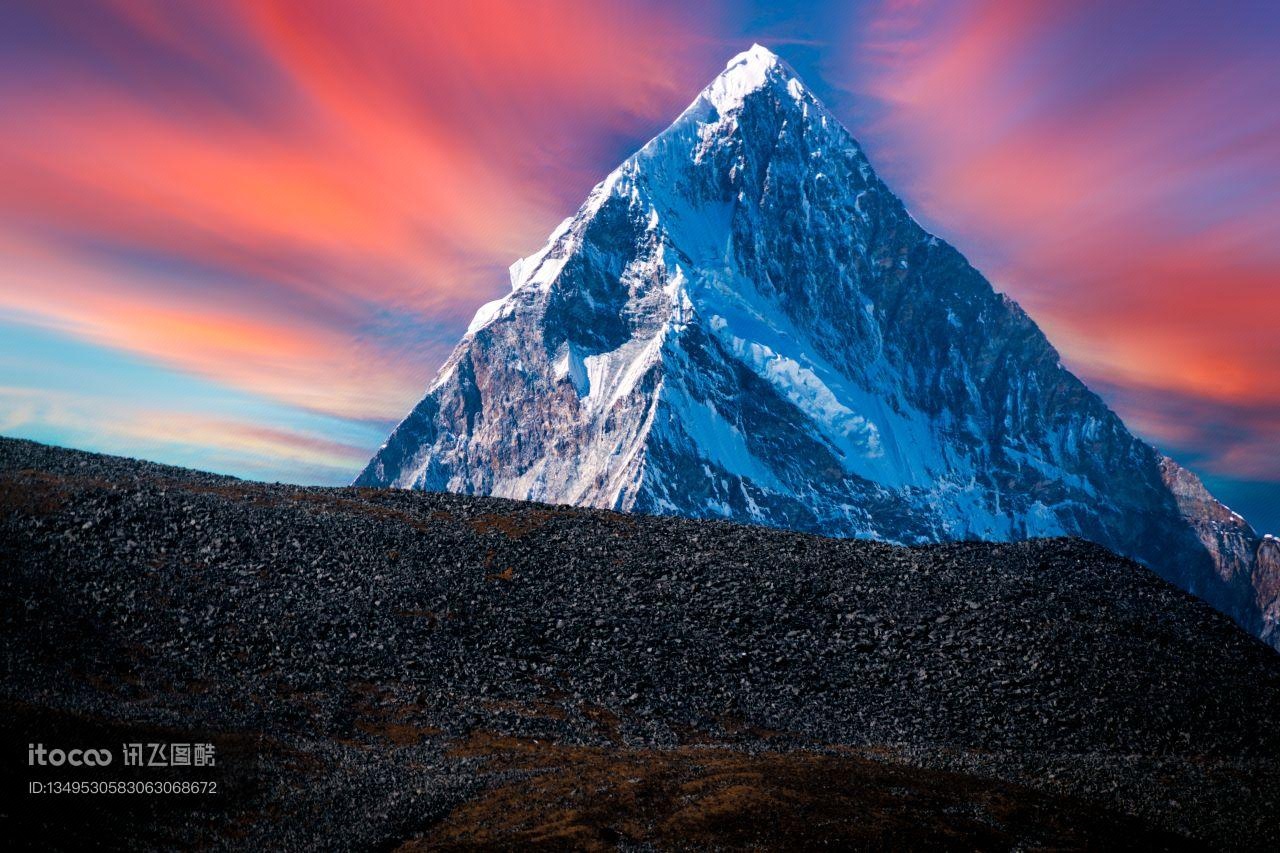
[{"left": 1, "top": 0, "right": 1276, "bottom": 531}]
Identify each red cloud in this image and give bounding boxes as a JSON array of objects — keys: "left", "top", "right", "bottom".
[
  {"left": 0, "top": 0, "right": 714, "bottom": 418},
  {"left": 848, "top": 0, "right": 1280, "bottom": 473}
]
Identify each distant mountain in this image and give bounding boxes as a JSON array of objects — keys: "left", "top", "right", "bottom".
[{"left": 357, "top": 45, "right": 1277, "bottom": 650}]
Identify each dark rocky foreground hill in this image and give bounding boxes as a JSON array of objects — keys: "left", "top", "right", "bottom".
[{"left": 2, "top": 437, "right": 1279, "bottom": 850}]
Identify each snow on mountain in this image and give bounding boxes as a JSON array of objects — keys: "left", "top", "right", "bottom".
[{"left": 357, "top": 45, "right": 1278, "bottom": 650}]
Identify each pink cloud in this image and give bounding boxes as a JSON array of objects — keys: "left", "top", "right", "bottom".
[
  {"left": 0, "top": 0, "right": 718, "bottom": 418},
  {"left": 846, "top": 0, "right": 1280, "bottom": 478}
]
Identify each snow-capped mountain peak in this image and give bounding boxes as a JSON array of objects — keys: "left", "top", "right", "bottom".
[
  {"left": 358, "top": 46, "right": 1278, "bottom": 652},
  {"left": 698, "top": 43, "right": 796, "bottom": 111}
]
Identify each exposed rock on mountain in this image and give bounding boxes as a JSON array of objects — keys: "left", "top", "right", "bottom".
[
  {"left": 358, "top": 45, "right": 1276, "bottom": 649},
  {"left": 5, "top": 438, "right": 1280, "bottom": 847}
]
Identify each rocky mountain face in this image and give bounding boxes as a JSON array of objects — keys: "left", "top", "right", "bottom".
[
  {"left": 357, "top": 45, "right": 1277, "bottom": 650},
  {"left": 7, "top": 437, "right": 1280, "bottom": 847}
]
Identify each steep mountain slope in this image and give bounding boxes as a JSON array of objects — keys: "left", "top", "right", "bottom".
[
  {"left": 5, "top": 437, "right": 1280, "bottom": 847},
  {"left": 357, "top": 45, "right": 1277, "bottom": 649}
]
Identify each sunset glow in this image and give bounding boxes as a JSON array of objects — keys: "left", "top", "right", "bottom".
[{"left": 1, "top": 1, "right": 1276, "bottom": 528}]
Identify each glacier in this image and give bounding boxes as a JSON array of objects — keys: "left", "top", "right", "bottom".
[{"left": 357, "top": 45, "right": 1279, "bottom": 651}]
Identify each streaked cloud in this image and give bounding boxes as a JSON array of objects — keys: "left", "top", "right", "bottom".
[
  {"left": 842, "top": 0, "right": 1279, "bottom": 515},
  {"left": 0, "top": 0, "right": 1275, "bottom": 525},
  {"left": 0, "top": 321, "right": 389, "bottom": 483},
  {"left": 0, "top": 0, "right": 719, "bottom": 419}
]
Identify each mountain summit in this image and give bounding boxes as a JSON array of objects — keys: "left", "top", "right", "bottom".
[{"left": 357, "top": 45, "right": 1278, "bottom": 649}]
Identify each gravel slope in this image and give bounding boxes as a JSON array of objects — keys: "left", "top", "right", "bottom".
[{"left": 2, "top": 437, "right": 1278, "bottom": 850}]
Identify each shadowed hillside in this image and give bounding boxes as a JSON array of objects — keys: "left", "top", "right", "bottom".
[{"left": 3, "top": 437, "right": 1278, "bottom": 849}]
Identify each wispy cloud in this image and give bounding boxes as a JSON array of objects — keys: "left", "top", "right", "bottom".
[
  {"left": 842, "top": 0, "right": 1280, "bottom": 488},
  {"left": 0, "top": 0, "right": 719, "bottom": 420},
  {"left": 0, "top": 1, "right": 1274, "bottom": 527}
]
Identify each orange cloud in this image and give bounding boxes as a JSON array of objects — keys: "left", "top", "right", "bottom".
[
  {"left": 0, "top": 0, "right": 715, "bottom": 420},
  {"left": 0, "top": 384, "right": 371, "bottom": 479},
  {"left": 0, "top": 235, "right": 426, "bottom": 420},
  {"left": 850, "top": 0, "right": 1280, "bottom": 419}
]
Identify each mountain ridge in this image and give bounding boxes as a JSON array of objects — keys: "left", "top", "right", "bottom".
[
  {"left": 358, "top": 45, "right": 1278, "bottom": 650},
  {"left": 5, "top": 435, "right": 1280, "bottom": 847}
]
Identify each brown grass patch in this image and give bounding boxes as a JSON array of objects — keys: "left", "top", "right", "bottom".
[
  {"left": 400, "top": 737, "right": 1183, "bottom": 851},
  {"left": 467, "top": 508, "right": 570, "bottom": 539},
  {"left": 0, "top": 469, "right": 105, "bottom": 515},
  {"left": 345, "top": 681, "right": 442, "bottom": 748}
]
